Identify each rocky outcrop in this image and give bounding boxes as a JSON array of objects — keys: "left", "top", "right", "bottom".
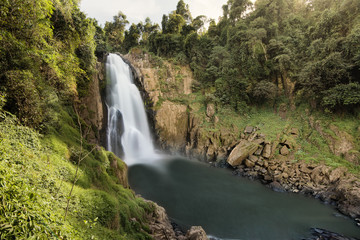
[
  {"left": 305, "top": 228, "right": 359, "bottom": 240},
  {"left": 228, "top": 126, "right": 360, "bottom": 221},
  {"left": 122, "top": 51, "right": 360, "bottom": 223},
  {"left": 308, "top": 117, "right": 359, "bottom": 165},
  {"left": 185, "top": 226, "right": 208, "bottom": 240},
  {"left": 155, "top": 100, "right": 189, "bottom": 151},
  {"left": 79, "top": 61, "right": 106, "bottom": 145},
  {"left": 146, "top": 201, "right": 209, "bottom": 240}
]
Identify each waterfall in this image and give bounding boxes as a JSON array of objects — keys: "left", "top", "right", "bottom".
[{"left": 106, "top": 53, "right": 157, "bottom": 165}]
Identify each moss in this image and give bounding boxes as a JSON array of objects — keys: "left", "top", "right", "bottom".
[{"left": 0, "top": 107, "right": 155, "bottom": 239}]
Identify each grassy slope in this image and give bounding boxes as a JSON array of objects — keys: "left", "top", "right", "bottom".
[
  {"left": 0, "top": 101, "right": 155, "bottom": 239},
  {"left": 143, "top": 50, "right": 360, "bottom": 175}
]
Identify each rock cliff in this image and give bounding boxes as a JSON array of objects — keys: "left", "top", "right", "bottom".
[{"left": 123, "top": 50, "right": 360, "bottom": 224}]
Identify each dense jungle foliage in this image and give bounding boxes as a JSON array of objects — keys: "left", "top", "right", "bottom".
[
  {"left": 0, "top": 0, "right": 155, "bottom": 239},
  {"left": 104, "top": 0, "right": 360, "bottom": 113},
  {"left": 0, "top": 0, "right": 359, "bottom": 238}
]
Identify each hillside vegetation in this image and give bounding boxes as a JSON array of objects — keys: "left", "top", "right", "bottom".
[
  {"left": 0, "top": 0, "right": 359, "bottom": 238},
  {"left": 0, "top": 0, "right": 156, "bottom": 239}
]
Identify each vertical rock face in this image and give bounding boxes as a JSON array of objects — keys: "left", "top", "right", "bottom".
[
  {"left": 155, "top": 100, "right": 189, "bottom": 151},
  {"left": 79, "top": 61, "right": 106, "bottom": 145}
]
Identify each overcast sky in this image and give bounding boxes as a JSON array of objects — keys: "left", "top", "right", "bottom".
[{"left": 80, "top": 0, "right": 229, "bottom": 27}]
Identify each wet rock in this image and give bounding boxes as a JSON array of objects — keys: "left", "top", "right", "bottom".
[
  {"left": 227, "top": 140, "right": 259, "bottom": 167},
  {"left": 147, "top": 201, "right": 181, "bottom": 240},
  {"left": 186, "top": 226, "right": 208, "bottom": 240},
  {"left": 269, "top": 181, "right": 286, "bottom": 192},
  {"left": 305, "top": 228, "right": 359, "bottom": 240}
]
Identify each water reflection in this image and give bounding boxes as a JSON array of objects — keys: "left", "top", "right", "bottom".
[{"left": 129, "top": 157, "right": 360, "bottom": 240}]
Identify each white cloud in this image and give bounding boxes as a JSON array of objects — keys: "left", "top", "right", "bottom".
[{"left": 80, "top": 0, "right": 228, "bottom": 27}]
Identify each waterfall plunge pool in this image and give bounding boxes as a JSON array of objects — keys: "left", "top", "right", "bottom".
[
  {"left": 129, "top": 157, "right": 360, "bottom": 240},
  {"left": 105, "top": 53, "right": 360, "bottom": 239}
]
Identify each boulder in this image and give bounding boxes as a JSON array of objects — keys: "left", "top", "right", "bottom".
[
  {"left": 248, "top": 132, "right": 258, "bottom": 142},
  {"left": 329, "top": 167, "right": 345, "bottom": 183},
  {"left": 270, "top": 141, "right": 279, "bottom": 158},
  {"left": 248, "top": 154, "right": 259, "bottom": 162},
  {"left": 245, "top": 159, "right": 256, "bottom": 168},
  {"left": 186, "top": 226, "right": 208, "bottom": 240},
  {"left": 254, "top": 146, "right": 263, "bottom": 156},
  {"left": 310, "top": 165, "right": 329, "bottom": 185},
  {"left": 227, "top": 140, "right": 259, "bottom": 167},
  {"left": 262, "top": 144, "right": 271, "bottom": 159},
  {"left": 280, "top": 145, "right": 290, "bottom": 156}
]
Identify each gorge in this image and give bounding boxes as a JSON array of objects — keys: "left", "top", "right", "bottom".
[{"left": 106, "top": 53, "right": 360, "bottom": 240}]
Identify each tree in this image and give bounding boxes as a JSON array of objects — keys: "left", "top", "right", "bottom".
[
  {"left": 123, "top": 24, "right": 141, "bottom": 52},
  {"left": 104, "top": 12, "right": 129, "bottom": 52},
  {"left": 176, "top": 0, "right": 192, "bottom": 23}
]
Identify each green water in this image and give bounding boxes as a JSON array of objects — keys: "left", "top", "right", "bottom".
[{"left": 128, "top": 157, "right": 360, "bottom": 240}]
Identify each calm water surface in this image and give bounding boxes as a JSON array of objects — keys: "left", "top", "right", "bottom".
[{"left": 128, "top": 157, "right": 360, "bottom": 240}]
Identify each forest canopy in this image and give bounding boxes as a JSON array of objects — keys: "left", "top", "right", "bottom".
[{"left": 102, "top": 0, "right": 360, "bottom": 113}]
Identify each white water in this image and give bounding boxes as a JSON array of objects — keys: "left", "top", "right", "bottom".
[{"left": 106, "top": 53, "right": 157, "bottom": 165}]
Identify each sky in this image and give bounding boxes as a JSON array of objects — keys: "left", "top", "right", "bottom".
[{"left": 79, "top": 0, "right": 229, "bottom": 27}]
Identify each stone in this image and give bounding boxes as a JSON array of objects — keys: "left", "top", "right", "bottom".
[
  {"left": 155, "top": 101, "right": 188, "bottom": 149},
  {"left": 206, "top": 103, "right": 216, "bottom": 118},
  {"left": 280, "top": 145, "right": 290, "bottom": 156},
  {"left": 254, "top": 146, "right": 263, "bottom": 156},
  {"left": 269, "top": 181, "right": 286, "bottom": 192},
  {"left": 300, "top": 163, "right": 312, "bottom": 174},
  {"left": 310, "top": 165, "right": 329, "bottom": 185},
  {"left": 227, "top": 140, "right": 259, "bottom": 167},
  {"left": 253, "top": 138, "right": 265, "bottom": 145},
  {"left": 146, "top": 201, "right": 182, "bottom": 240},
  {"left": 245, "top": 159, "right": 256, "bottom": 168},
  {"left": 186, "top": 226, "right": 208, "bottom": 240},
  {"left": 244, "top": 126, "right": 254, "bottom": 134},
  {"left": 282, "top": 172, "right": 289, "bottom": 179},
  {"left": 262, "top": 144, "right": 271, "bottom": 159},
  {"left": 270, "top": 141, "right": 279, "bottom": 158},
  {"left": 248, "top": 133, "right": 258, "bottom": 142},
  {"left": 329, "top": 168, "right": 345, "bottom": 183},
  {"left": 263, "top": 160, "right": 269, "bottom": 168},
  {"left": 248, "top": 154, "right": 259, "bottom": 162}
]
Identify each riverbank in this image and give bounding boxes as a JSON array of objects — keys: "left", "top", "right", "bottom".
[{"left": 123, "top": 49, "right": 360, "bottom": 226}]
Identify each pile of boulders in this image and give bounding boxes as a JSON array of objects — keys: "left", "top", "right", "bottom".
[{"left": 226, "top": 126, "right": 360, "bottom": 222}]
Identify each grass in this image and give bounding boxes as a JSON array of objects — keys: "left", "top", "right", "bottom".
[
  {"left": 185, "top": 91, "right": 360, "bottom": 174},
  {"left": 0, "top": 102, "right": 155, "bottom": 239}
]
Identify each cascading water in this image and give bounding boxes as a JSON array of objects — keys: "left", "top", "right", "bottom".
[{"left": 106, "top": 53, "right": 157, "bottom": 165}]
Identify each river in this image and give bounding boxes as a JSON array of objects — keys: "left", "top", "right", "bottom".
[{"left": 129, "top": 157, "right": 360, "bottom": 240}]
